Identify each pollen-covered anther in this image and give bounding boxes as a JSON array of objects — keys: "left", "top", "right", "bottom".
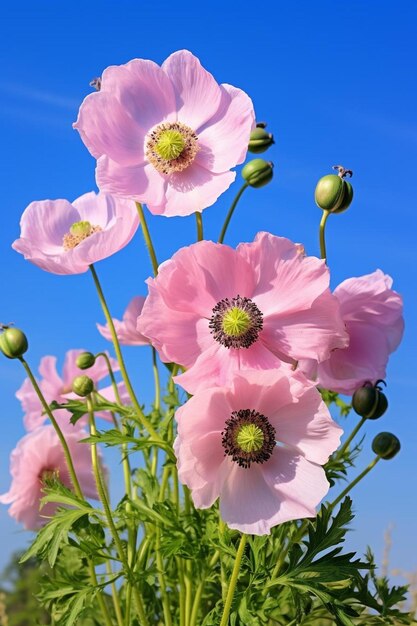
[
  {"left": 222, "top": 409, "right": 276, "bottom": 468},
  {"left": 39, "top": 468, "right": 60, "bottom": 486},
  {"left": 146, "top": 121, "right": 199, "bottom": 175},
  {"left": 62, "top": 221, "right": 102, "bottom": 251},
  {"left": 209, "top": 295, "right": 263, "bottom": 349}
]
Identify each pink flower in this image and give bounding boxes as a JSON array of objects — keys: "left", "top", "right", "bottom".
[
  {"left": 18, "top": 349, "right": 128, "bottom": 431},
  {"left": 138, "top": 232, "right": 349, "bottom": 394},
  {"left": 303, "top": 270, "right": 404, "bottom": 395},
  {"left": 97, "top": 296, "right": 150, "bottom": 346},
  {"left": 12, "top": 191, "right": 139, "bottom": 275},
  {"left": 174, "top": 368, "right": 342, "bottom": 534},
  {"left": 73, "top": 50, "right": 255, "bottom": 217},
  {"left": 0, "top": 426, "right": 101, "bottom": 530}
]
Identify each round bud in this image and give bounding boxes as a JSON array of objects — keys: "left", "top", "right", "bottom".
[
  {"left": 332, "top": 180, "right": 354, "bottom": 214},
  {"left": 372, "top": 432, "right": 401, "bottom": 460},
  {"left": 315, "top": 174, "right": 345, "bottom": 212},
  {"left": 76, "top": 352, "right": 96, "bottom": 370},
  {"left": 72, "top": 375, "right": 94, "bottom": 397},
  {"left": 352, "top": 383, "right": 388, "bottom": 420},
  {"left": 0, "top": 327, "right": 29, "bottom": 359},
  {"left": 242, "top": 159, "right": 274, "bottom": 188},
  {"left": 248, "top": 127, "right": 274, "bottom": 154}
]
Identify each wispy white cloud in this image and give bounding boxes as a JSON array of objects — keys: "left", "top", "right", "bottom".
[{"left": 0, "top": 81, "right": 80, "bottom": 111}]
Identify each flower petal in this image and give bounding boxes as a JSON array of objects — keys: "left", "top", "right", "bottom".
[
  {"left": 162, "top": 50, "right": 222, "bottom": 131},
  {"left": 196, "top": 84, "right": 254, "bottom": 173},
  {"left": 148, "top": 163, "right": 236, "bottom": 217}
]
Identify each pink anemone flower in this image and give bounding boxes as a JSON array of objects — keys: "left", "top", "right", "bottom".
[
  {"left": 12, "top": 191, "right": 139, "bottom": 275},
  {"left": 73, "top": 50, "right": 255, "bottom": 217},
  {"left": 17, "top": 349, "right": 128, "bottom": 431},
  {"left": 138, "top": 232, "right": 349, "bottom": 394},
  {"left": 174, "top": 368, "right": 342, "bottom": 534},
  {"left": 0, "top": 426, "right": 102, "bottom": 530},
  {"left": 97, "top": 296, "right": 150, "bottom": 346},
  {"left": 301, "top": 270, "right": 404, "bottom": 395}
]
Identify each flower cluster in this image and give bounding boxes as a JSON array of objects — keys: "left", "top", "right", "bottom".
[{"left": 3, "top": 50, "right": 404, "bottom": 542}]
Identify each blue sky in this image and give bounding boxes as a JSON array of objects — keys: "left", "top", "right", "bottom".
[{"left": 0, "top": 1, "right": 416, "bottom": 581}]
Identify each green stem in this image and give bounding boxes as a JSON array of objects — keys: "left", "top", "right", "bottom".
[
  {"left": 218, "top": 182, "right": 249, "bottom": 244},
  {"left": 319, "top": 210, "right": 330, "bottom": 261},
  {"left": 135, "top": 202, "right": 159, "bottom": 275},
  {"left": 106, "top": 560, "right": 124, "bottom": 626},
  {"left": 335, "top": 416, "right": 367, "bottom": 460},
  {"left": 329, "top": 456, "right": 381, "bottom": 512},
  {"left": 88, "top": 398, "right": 149, "bottom": 626},
  {"left": 19, "top": 359, "right": 114, "bottom": 626},
  {"left": 96, "top": 351, "right": 122, "bottom": 404},
  {"left": 152, "top": 347, "right": 161, "bottom": 412},
  {"left": 219, "top": 534, "right": 248, "bottom": 626},
  {"left": 89, "top": 264, "right": 162, "bottom": 443},
  {"left": 19, "top": 357, "right": 83, "bottom": 499},
  {"left": 195, "top": 212, "right": 204, "bottom": 241}
]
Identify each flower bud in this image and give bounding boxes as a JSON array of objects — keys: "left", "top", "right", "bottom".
[
  {"left": 72, "top": 375, "right": 94, "bottom": 397},
  {"left": 242, "top": 159, "right": 274, "bottom": 188},
  {"left": 248, "top": 126, "right": 274, "bottom": 154},
  {"left": 315, "top": 174, "right": 353, "bottom": 213},
  {"left": 352, "top": 382, "right": 388, "bottom": 420},
  {"left": 372, "top": 432, "right": 401, "bottom": 460},
  {"left": 76, "top": 352, "right": 96, "bottom": 370},
  {"left": 0, "top": 327, "right": 28, "bottom": 359}
]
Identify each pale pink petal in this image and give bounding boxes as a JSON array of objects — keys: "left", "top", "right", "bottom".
[
  {"left": 148, "top": 164, "right": 236, "bottom": 217},
  {"left": 162, "top": 50, "right": 222, "bottom": 131},
  {"left": 174, "top": 343, "right": 239, "bottom": 394},
  {"left": 97, "top": 296, "right": 149, "bottom": 346},
  {"left": 220, "top": 463, "right": 284, "bottom": 535},
  {"left": 73, "top": 92, "right": 144, "bottom": 165},
  {"left": 196, "top": 84, "right": 254, "bottom": 172},
  {"left": 96, "top": 157, "right": 167, "bottom": 207},
  {"left": 262, "top": 449, "right": 330, "bottom": 520},
  {"left": 271, "top": 387, "right": 343, "bottom": 464},
  {"left": 262, "top": 289, "right": 349, "bottom": 363},
  {"left": 100, "top": 58, "right": 177, "bottom": 130},
  {"left": 238, "top": 233, "right": 330, "bottom": 315},
  {"left": 38, "top": 356, "right": 64, "bottom": 398},
  {"left": 14, "top": 200, "right": 79, "bottom": 254}
]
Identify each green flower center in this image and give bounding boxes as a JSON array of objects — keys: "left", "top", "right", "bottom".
[
  {"left": 70, "top": 220, "right": 93, "bottom": 236},
  {"left": 145, "top": 121, "right": 199, "bottom": 175},
  {"left": 221, "top": 307, "right": 252, "bottom": 337},
  {"left": 221, "top": 409, "right": 276, "bottom": 469},
  {"left": 155, "top": 130, "right": 186, "bottom": 161},
  {"left": 236, "top": 423, "right": 264, "bottom": 453},
  {"left": 209, "top": 295, "right": 264, "bottom": 350},
  {"left": 63, "top": 220, "right": 102, "bottom": 251}
]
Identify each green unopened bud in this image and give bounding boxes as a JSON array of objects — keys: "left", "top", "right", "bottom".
[
  {"left": 0, "top": 326, "right": 28, "bottom": 359},
  {"left": 315, "top": 166, "right": 353, "bottom": 213},
  {"left": 242, "top": 159, "right": 274, "bottom": 188},
  {"left": 372, "top": 432, "right": 401, "bottom": 460},
  {"left": 352, "top": 381, "right": 388, "bottom": 420},
  {"left": 248, "top": 125, "right": 274, "bottom": 154},
  {"left": 76, "top": 352, "right": 96, "bottom": 370},
  {"left": 72, "top": 375, "right": 94, "bottom": 397}
]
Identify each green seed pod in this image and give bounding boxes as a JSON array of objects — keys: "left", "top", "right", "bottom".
[
  {"left": 76, "top": 352, "right": 96, "bottom": 370},
  {"left": 248, "top": 127, "right": 274, "bottom": 154},
  {"left": 72, "top": 375, "right": 94, "bottom": 397},
  {"left": 372, "top": 432, "right": 401, "bottom": 460},
  {"left": 332, "top": 180, "right": 354, "bottom": 214},
  {"left": 352, "top": 382, "right": 388, "bottom": 420},
  {"left": 315, "top": 174, "right": 345, "bottom": 212},
  {"left": 242, "top": 159, "right": 274, "bottom": 188},
  {"left": 0, "top": 327, "right": 29, "bottom": 359}
]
